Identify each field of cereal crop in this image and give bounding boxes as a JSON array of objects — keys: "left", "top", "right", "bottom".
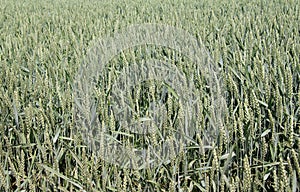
[{"left": 0, "top": 0, "right": 299, "bottom": 191}]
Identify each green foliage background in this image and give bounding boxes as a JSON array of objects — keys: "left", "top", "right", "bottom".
[{"left": 0, "top": 0, "right": 299, "bottom": 191}]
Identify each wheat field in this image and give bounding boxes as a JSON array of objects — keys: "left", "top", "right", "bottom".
[{"left": 0, "top": 0, "right": 299, "bottom": 191}]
